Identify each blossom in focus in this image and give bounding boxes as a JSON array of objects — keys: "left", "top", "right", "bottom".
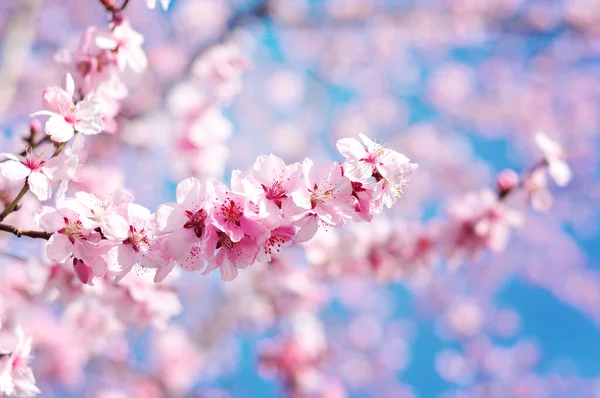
[
  {"left": 31, "top": 74, "right": 105, "bottom": 143},
  {"left": 104, "top": 203, "right": 164, "bottom": 281},
  {"left": 36, "top": 200, "right": 108, "bottom": 281},
  {"left": 292, "top": 160, "right": 354, "bottom": 242},
  {"left": 336, "top": 133, "right": 411, "bottom": 182},
  {"left": 233, "top": 154, "right": 304, "bottom": 229},
  {"left": 0, "top": 151, "right": 69, "bottom": 201},
  {"left": 155, "top": 177, "right": 211, "bottom": 271},
  {"left": 0, "top": 325, "right": 40, "bottom": 397}
]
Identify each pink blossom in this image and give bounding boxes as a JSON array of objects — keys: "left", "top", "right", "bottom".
[
  {"left": 203, "top": 233, "right": 261, "bottom": 281},
  {"left": 36, "top": 201, "right": 108, "bottom": 279},
  {"left": 535, "top": 132, "right": 571, "bottom": 187},
  {"left": 31, "top": 74, "right": 105, "bottom": 142},
  {"left": 155, "top": 177, "right": 211, "bottom": 271},
  {"left": 234, "top": 154, "right": 304, "bottom": 229},
  {"left": 292, "top": 160, "right": 354, "bottom": 242},
  {"left": 0, "top": 151, "right": 68, "bottom": 201},
  {"left": 103, "top": 203, "right": 164, "bottom": 281},
  {"left": 96, "top": 22, "right": 148, "bottom": 73},
  {"left": 336, "top": 133, "right": 411, "bottom": 182},
  {"left": 206, "top": 178, "right": 267, "bottom": 243},
  {"left": 336, "top": 134, "right": 418, "bottom": 210},
  {"left": 0, "top": 325, "right": 40, "bottom": 397}
]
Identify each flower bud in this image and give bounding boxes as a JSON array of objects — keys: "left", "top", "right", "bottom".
[
  {"left": 496, "top": 169, "right": 519, "bottom": 195},
  {"left": 73, "top": 259, "right": 94, "bottom": 285}
]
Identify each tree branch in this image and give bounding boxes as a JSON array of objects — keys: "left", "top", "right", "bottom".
[{"left": 0, "top": 223, "right": 51, "bottom": 240}]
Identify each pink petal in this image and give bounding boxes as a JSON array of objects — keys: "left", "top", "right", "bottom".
[
  {"left": 45, "top": 234, "right": 73, "bottom": 263},
  {"left": 295, "top": 215, "right": 319, "bottom": 243},
  {"left": 45, "top": 115, "right": 75, "bottom": 142},
  {"left": 0, "top": 160, "right": 31, "bottom": 180},
  {"left": 336, "top": 137, "right": 367, "bottom": 160},
  {"left": 28, "top": 171, "right": 52, "bottom": 201}
]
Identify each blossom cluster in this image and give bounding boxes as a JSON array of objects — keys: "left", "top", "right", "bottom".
[{"left": 35, "top": 134, "right": 417, "bottom": 284}]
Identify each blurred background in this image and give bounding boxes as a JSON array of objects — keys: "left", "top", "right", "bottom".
[{"left": 1, "top": 0, "right": 600, "bottom": 397}]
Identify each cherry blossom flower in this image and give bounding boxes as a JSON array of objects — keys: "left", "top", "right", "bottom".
[
  {"left": 36, "top": 200, "right": 108, "bottom": 279},
  {"left": 203, "top": 232, "right": 261, "bottom": 281},
  {"left": 206, "top": 178, "right": 268, "bottom": 243},
  {"left": 292, "top": 160, "right": 354, "bottom": 242},
  {"left": 336, "top": 133, "right": 411, "bottom": 182},
  {"left": 155, "top": 177, "right": 211, "bottom": 271},
  {"left": 31, "top": 74, "right": 105, "bottom": 142},
  {"left": 96, "top": 22, "right": 148, "bottom": 73},
  {"left": 337, "top": 134, "right": 418, "bottom": 210},
  {"left": 233, "top": 154, "right": 304, "bottom": 229},
  {"left": 535, "top": 132, "right": 571, "bottom": 187},
  {"left": 0, "top": 151, "right": 67, "bottom": 201},
  {"left": 103, "top": 203, "right": 164, "bottom": 281},
  {"left": 74, "top": 189, "right": 133, "bottom": 231},
  {"left": 0, "top": 325, "right": 40, "bottom": 397}
]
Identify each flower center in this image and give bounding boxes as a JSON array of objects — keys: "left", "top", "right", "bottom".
[
  {"left": 216, "top": 231, "right": 235, "bottom": 251},
  {"left": 309, "top": 183, "right": 333, "bottom": 209},
  {"left": 22, "top": 152, "right": 45, "bottom": 171},
  {"left": 221, "top": 199, "right": 243, "bottom": 226},
  {"left": 58, "top": 217, "right": 84, "bottom": 244},
  {"left": 123, "top": 225, "right": 150, "bottom": 253},
  {"left": 262, "top": 181, "right": 288, "bottom": 208},
  {"left": 184, "top": 208, "right": 208, "bottom": 238}
]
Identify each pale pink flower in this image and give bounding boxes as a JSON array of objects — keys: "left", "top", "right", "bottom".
[
  {"left": 336, "top": 133, "right": 411, "bottom": 182},
  {"left": 233, "top": 154, "right": 303, "bottom": 229},
  {"left": 257, "top": 225, "right": 296, "bottom": 263},
  {"left": 535, "top": 132, "right": 571, "bottom": 187},
  {"left": 155, "top": 177, "right": 211, "bottom": 271},
  {"left": 203, "top": 233, "right": 261, "bottom": 281},
  {"left": 96, "top": 22, "right": 148, "bottom": 73},
  {"left": 31, "top": 74, "right": 105, "bottom": 142},
  {"left": 336, "top": 134, "right": 418, "bottom": 210},
  {"left": 206, "top": 178, "right": 268, "bottom": 243},
  {"left": 146, "top": 0, "right": 171, "bottom": 10},
  {"left": 36, "top": 201, "right": 108, "bottom": 279},
  {"left": 0, "top": 151, "right": 68, "bottom": 201},
  {"left": 103, "top": 203, "right": 165, "bottom": 281},
  {"left": 0, "top": 325, "right": 40, "bottom": 397},
  {"left": 292, "top": 160, "right": 354, "bottom": 242},
  {"left": 74, "top": 189, "right": 133, "bottom": 230}
]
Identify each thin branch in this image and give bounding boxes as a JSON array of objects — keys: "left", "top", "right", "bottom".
[{"left": 0, "top": 223, "right": 51, "bottom": 240}]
